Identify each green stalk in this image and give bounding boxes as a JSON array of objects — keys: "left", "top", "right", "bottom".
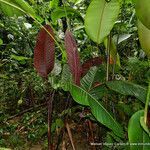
[
  {"left": 106, "top": 34, "right": 111, "bottom": 81},
  {"left": 144, "top": 59, "right": 150, "bottom": 124}
]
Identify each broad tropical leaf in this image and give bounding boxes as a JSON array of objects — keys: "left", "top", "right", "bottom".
[
  {"left": 14, "top": 0, "right": 35, "bottom": 16},
  {"left": 64, "top": 30, "right": 81, "bottom": 85},
  {"left": 138, "top": 20, "right": 150, "bottom": 58},
  {"left": 128, "top": 110, "right": 150, "bottom": 150},
  {"left": 106, "top": 80, "right": 147, "bottom": 103},
  {"left": 0, "top": 0, "right": 42, "bottom": 21},
  {"left": 34, "top": 25, "right": 55, "bottom": 78},
  {"left": 89, "top": 84, "right": 107, "bottom": 100},
  {"left": 81, "top": 57, "right": 103, "bottom": 77},
  {"left": 135, "top": 0, "right": 150, "bottom": 30},
  {"left": 69, "top": 83, "right": 124, "bottom": 138},
  {"left": 85, "top": 0, "right": 120, "bottom": 44},
  {"left": 0, "top": 0, "right": 23, "bottom": 16}
]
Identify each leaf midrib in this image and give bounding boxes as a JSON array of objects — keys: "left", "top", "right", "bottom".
[{"left": 96, "top": 0, "right": 106, "bottom": 43}]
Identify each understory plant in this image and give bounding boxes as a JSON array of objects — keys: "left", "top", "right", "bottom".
[{"left": 0, "top": 0, "right": 150, "bottom": 149}]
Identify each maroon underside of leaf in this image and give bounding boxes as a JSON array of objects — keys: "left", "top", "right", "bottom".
[
  {"left": 34, "top": 25, "right": 55, "bottom": 78},
  {"left": 81, "top": 57, "right": 103, "bottom": 77},
  {"left": 64, "top": 30, "right": 81, "bottom": 86},
  {"left": 147, "top": 107, "right": 150, "bottom": 128}
]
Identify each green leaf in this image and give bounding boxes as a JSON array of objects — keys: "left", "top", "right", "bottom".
[
  {"left": 132, "top": 0, "right": 137, "bottom": 3},
  {"left": 0, "top": 0, "right": 23, "bottom": 16},
  {"left": 138, "top": 20, "right": 150, "bottom": 58},
  {"left": 128, "top": 110, "right": 150, "bottom": 150},
  {"left": 0, "top": 148, "right": 11, "bottom": 150},
  {"left": 115, "top": 34, "right": 132, "bottom": 44},
  {"left": 13, "top": 0, "right": 42, "bottom": 21},
  {"left": 51, "top": 7, "right": 83, "bottom": 24},
  {"left": 81, "top": 67, "right": 98, "bottom": 91},
  {"left": 28, "top": 0, "right": 35, "bottom": 5},
  {"left": 0, "top": 0, "right": 42, "bottom": 21},
  {"left": 13, "top": 0, "right": 35, "bottom": 16},
  {"left": 11, "top": 54, "right": 29, "bottom": 61},
  {"left": 85, "top": 0, "right": 120, "bottom": 44},
  {"left": 104, "top": 38, "right": 120, "bottom": 66},
  {"left": 81, "top": 66, "right": 107, "bottom": 99},
  {"left": 75, "top": 0, "right": 83, "bottom": 5},
  {"left": 0, "top": 38, "right": 3, "bottom": 45},
  {"left": 135, "top": 0, "right": 150, "bottom": 30},
  {"left": 49, "top": 0, "right": 59, "bottom": 9},
  {"left": 69, "top": 84, "right": 89, "bottom": 106},
  {"left": 106, "top": 80, "right": 147, "bottom": 103},
  {"left": 89, "top": 84, "right": 107, "bottom": 100},
  {"left": 61, "top": 64, "right": 72, "bottom": 91},
  {"left": 69, "top": 83, "right": 124, "bottom": 138}
]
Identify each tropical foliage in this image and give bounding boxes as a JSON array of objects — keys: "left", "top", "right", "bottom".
[{"left": 0, "top": 0, "right": 150, "bottom": 149}]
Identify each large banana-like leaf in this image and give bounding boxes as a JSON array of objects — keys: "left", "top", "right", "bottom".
[
  {"left": 89, "top": 84, "right": 107, "bottom": 100},
  {"left": 13, "top": 0, "right": 36, "bottom": 18},
  {"left": 128, "top": 110, "right": 150, "bottom": 150},
  {"left": 138, "top": 20, "right": 150, "bottom": 58},
  {"left": 64, "top": 30, "right": 81, "bottom": 86},
  {"left": 135, "top": 0, "right": 150, "bottom": 30},
  {"left": 0, "top": 0, "right": 42, "bottom": 21},
  {"left": 0, "top": 0, "right": 23, "bottom": 16},
  {"left": 69, "top": 83, "right": 124, "bottom": 138},
  {"left": 85, "top": 0, "right": 120, "bottom": 44},
  {"left": 34, "top": 25, "right": 55, "bottom": 78},
  {"left": 106, "top": 80, "right": 147, "bottom": 103}
]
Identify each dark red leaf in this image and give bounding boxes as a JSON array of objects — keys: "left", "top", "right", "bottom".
[
  {"left": 64, "top": 30, "right": 81, "bottom": 86},
  {"left": 34, "top": 25, "right": 55, "bottom": 78},
  {"left": 81, "top": 57, "right": 103, "bottom": 77},
  {"left": 147, "top": 107, "right": 150, "bottom": 128}
]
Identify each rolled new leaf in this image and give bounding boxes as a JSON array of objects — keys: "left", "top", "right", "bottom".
[
  {"left": 64, "top": 30, "right": 81, "bottom": 86},
  {"left": 34, "top": 25, "right": 55, "bottom": 78}
]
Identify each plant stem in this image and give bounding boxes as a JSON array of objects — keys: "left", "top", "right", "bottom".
[
  {"left": 106, "top": 34, "right": 111, "bottom": 81},
  {"left": 48, "top": 97, "right": 53, "bottom": 150},
  {"left": 65, "top": 122, "right": 76, "bottom": 150},
  {"left": 47, "top": 89, "right": 55, "bottom": 150},
  {"left": 144, "top": 82, "right": 150, "bottom": 124},
  {"left": 144, "top": 59, "right": 150, "bottom": 124}
]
